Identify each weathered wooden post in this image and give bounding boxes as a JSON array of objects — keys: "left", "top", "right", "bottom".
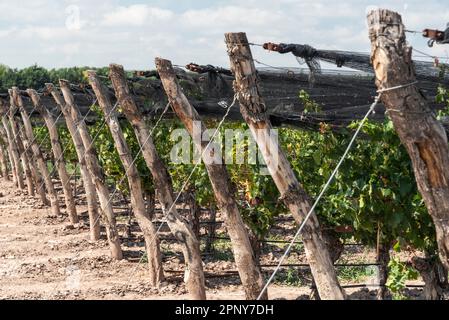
[
  {"left": 12, "top": 88, "right": 60, "bottom": 216},
  {"left": 368, "top": 9, "right": 449, "bottom": 270},
  {"left": 58, "top": 80, "right": 123, "bottom": 260},
  {"left": 17, "top": 125, "right": 49, "bottom": 204},
  {"left": 4, "top": 98, "right": 48, "bottom": 202},
  {"left": 28, "top": 89, "right": 79, "bottom": 224},
  {"left": 8, "top": 91, "right": 36, "bottom": 194},
  {"left": 411, "top": 253, "right": 446, "bottom": 300},
  {"left": 376, "top": 243, "right": 390, "bottom": 300},
  {"left": 155, "top": 58, "right": 267, "bottom": 300},
  {"left": 46, "top": 84, "right": 101, "bottom": 240},
  {"left": 187, "top": 193, "right": 201, "bottom": 240},
  {"left": 0, "top": 111, "right": 15, "bottom": 183},
  {"left": 10, "top": 92, "right": 50, "bottom": 201},
  {"left": 109, "top": 64, "right": 206, "bottom": 299},
  {"left": 0, "top": 126, "right": 10, "bottom": 180},
  {"left": 0, "top": 101, "right": 22, "bottom": 187},
  {"left": 87, "top": 70, "right": 165, "bottom": 286},
  {"left": 224, "top": 33, "right": 345, "bottom": 300}
]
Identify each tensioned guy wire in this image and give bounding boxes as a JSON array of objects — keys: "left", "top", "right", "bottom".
[
  {"left": 10, "top": 103, "right": 39, "bottom": 143},
  {"left": 63, "top": 100, "right": 119, "bottom": 184},
  {"left": 147, "top": 95, "right": 237, "bottom": 244},
  {"left": 45, "top": 98, "right": 131, "bottom": 296},
  {"left": 256, "top": 94, "right": 381, "bottom": 300},
  {"left": 88, "top": 101, "right": 172, "bottom": 231},
  {"left": 123, "top": 95, "right": 238, "bottom": 288},
  {"left": 10, "top": 93, "right": 96, "bottom": 175},
  {"left": 9, "top": 86, "right": 96, "bottom": 155},
  {"left": 23, "top": 110, "right": 65, "bottom": 155},
  {"left": 256, "top": 81, "right": 418, "bottom": 300},
  {"left": 32, "top": 97, "right": 103, "bottom": 198},
  {"left": 48, "top": 101, "right": 173, "bottom": 297}
]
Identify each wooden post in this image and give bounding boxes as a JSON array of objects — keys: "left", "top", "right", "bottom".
[
  {"left": 411, "top": 252, "right": 446, "bottom": 300},
  {"left": 187, "top": 193, "right": 201, "bottom": 240},
  {"left": 144, "top": 190, "right": 156, "bottom": 220},
  {"left": 224, "top": 33, "right": 345, "bottom": 300},
  {"left": 376, "top": 242, "right": 390, "bottom": 300},
  {"left": 8, "top": 91, "right": 36, "bottom": 194},
  {"left": 58, "top": 80, "right": 123, "bottom": 260},
  {"left": 155, "top": 58, "right": 266, "bottom": 300},
  {"left": 46, "top": 84, "right": 101, "bottom": 240},
  {"left": 18, "top": 124, "right": 47, "bottom": 201},
  {"left": 109, "top": 64, "right": 206, "bottom": 299},
  {"left": 0, "top": 102, "right": 22, "bottom": 187},
  {"left": 0, "top": 125, "right": 10, "bottom": 180},
  {"left": 367, "top": 9, "right": 449, "bottom": 270},
  {"left": 0, "top": 116, "right": 14, "bottom": 182},
  {"left": 87, "top": 70, "right": 164, "bottom": 286},
  {"left": 205, "top": 205, "right": 217, "bottom": 253},
  {"left": 28, "top": 89, "right": 79, "bottom": 225},
  {"left": 12, "top": 88, "right": 60, "bottom": 216},
  {"left": 9, "top": 92, "right": 43, "bottom": 199}
]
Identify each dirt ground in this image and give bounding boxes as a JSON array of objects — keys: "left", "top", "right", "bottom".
[{"left": 0, "top": 178, "right": 423, "bottom": 300}]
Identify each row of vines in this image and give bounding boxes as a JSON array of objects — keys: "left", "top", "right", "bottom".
[
  {"left": 1, "top": 25, "right": 449, "bottom": 299},
  {"left": 21, "top": 78, "right": 449, "bottom": 299}
]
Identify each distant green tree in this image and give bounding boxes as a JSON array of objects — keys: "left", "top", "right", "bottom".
[
  {"left": 0, "top": 64, "right": 18, "bottom": 92},
  {"left": 48, "top": 67, "right": 89, "bottom": 85},
  {"left": 0, "top": 64, "right": 114, "bottom": 93},
  {"left": 15, "top": 65, "right": 50, "bottom": 89}
]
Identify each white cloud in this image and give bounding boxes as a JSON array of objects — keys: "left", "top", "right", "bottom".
[
  {"left": 17, "top": 26, "right": 69, "bottom": 40},
  {"left": 102, "top": 5, "right": 174, "bottom": 27},
  {"left": 181, "top": 6, "right": 284, "bottom": 28},
  {"left": 0, "top": 27, "right": 17, "bottom": 38},
  {"left": 0, "top": 0, "right": 448, "bottom": 69}
]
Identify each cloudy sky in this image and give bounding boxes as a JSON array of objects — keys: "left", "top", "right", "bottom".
[{"left": 1, "top": 0, "right": 449, "bottom": 70}]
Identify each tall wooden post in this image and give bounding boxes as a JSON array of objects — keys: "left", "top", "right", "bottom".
[
  {"left": 87, "top": 70, "right": 165, "bottom": 286},
  {"left": 376, "top": 242, "right": 390, "bottom": 300},
  {"left": 46, "top": 84, "right": 101, "bottom": 240},
  {"left": 20, "top": 140, "right": 34, "bottom": 195},
  {"left": 28, "top": 89, "right": 79, "bottom": 224},
  {"left": 109, "top": 64, "right": 206, "bottom": 299},
  {"left": 156, "top": 58, "right": 266, "bottom": 300},
  {"left": 9, "top": 92, "right": 48, "bottom": 200},
  {"left": 18, "top": 125, "right": 49, "bottom": 204},
  {"left": 0, "top": 101, "right": 22, "bottom": 187},
  {"left": 368, "top": 9, "right": 449, "bottom": 270},
  {"left": 225, "top": 33, "right": 345, "bottom": 300},
  {"left": 12, "top": 88, "right": 60, "bottom": 216},
  {"left": 8, "top": 91, "right": 36, "bottom": 194},
  {"left": 0, "top": 125, "right": 10, "bottom": 180},
  {"left": 58, "top": 80, "right": 123, "bottom": 260},
  {"left": 0, "top": 105, "right": 16, "bottom": 183}
]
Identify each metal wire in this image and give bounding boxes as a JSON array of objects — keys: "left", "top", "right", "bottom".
[
  {"left": 47, "top": 101, "right": 173, "bottom": 297},
  {"left": 22, "top": 110, "right": 65, "bottom": 156},
  {"left": 256, "top": 80, "right": 419, "bottom": 300},
  {"left": 253, "top": 59, "right": 297, "bottom": 74},
  {"left": 412, "top": 47, "right": 449, "bottom": 61},
  {"left": 405, "top": 30, "right": 421, "bottom": 34},
  {"left": 10, "top": 103, "right": 38, "bottom": 144},
  {"left": 257, "top": 94, "right": 382, "bottom": 300},
  {"left": 123, "top": 95, "right": 238, "bottom": 288},
  {"left": 88, "top": 102, "right": 172, "bottom": 231},
  {"left": 63, "top": 100, "right": 118, "bottom": 185},
  {"left": 32, "top": 98, "right": 100, "bottom": 200}
]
